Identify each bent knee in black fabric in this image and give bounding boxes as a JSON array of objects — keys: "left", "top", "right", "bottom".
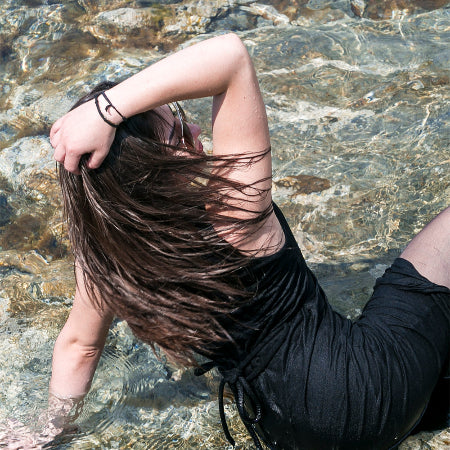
[
  {"left": 253, "top": 258, "right": 450, "bottom": 450},
  {"left": 345, "top": 260, "right": 449, "bottom": 448},
  {"left": 359, "top": 258, "right": 450, "bottom": 440}
]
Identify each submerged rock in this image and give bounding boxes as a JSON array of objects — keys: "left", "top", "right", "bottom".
[
  {"left": 206, "top": 7, "right": 258, "bottom": 32},
  {"left": 0, "top": 0, "right": 448, "bottom": 446},
  {"left": 96, "top": 7, "right": 154, "bottom": 29},
  {"left": 400, "top": 429, "right": 450, "bottom": 449},
  {"left": 0, "top": 136, "right": 57, "bottom": 201},
  {"left": 0, "top": 136, "right": 67, "bottom": 258},
  {"left": 0, "top": 249, "right": 74, "bottom": 330},
  {"left": 351, "top": 0, "right": 449, "bottom": 19},
  {"left": 0, "top": 193, "right": 13, "bottom": 226},
  {"left": 88, "top": 5, "right": 178, "bottom": 50},
  {"left": 240, "top": 3, "right": 290, "bottom": 25},
  {"left": 257, "top": 0, "right": 308, "bottom": 20},
  {"left": 275, "top": 174, "right": 331, "bottom": 196},
  {"left": 350, "top": 0, "right": 366, "bottom": 17}
]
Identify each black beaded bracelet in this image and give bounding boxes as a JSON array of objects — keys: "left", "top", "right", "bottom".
[{"left": 94, "top": 91, "right": 127, "bottom": 128}]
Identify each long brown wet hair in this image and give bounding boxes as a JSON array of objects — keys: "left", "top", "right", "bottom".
[{"left": 58, "top": 81, "right": 271, "bottom": 365}]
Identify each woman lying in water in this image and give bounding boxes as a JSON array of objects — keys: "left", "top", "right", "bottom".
[{"left": 7, "top": 33, "right": 450, "bottom": 449}]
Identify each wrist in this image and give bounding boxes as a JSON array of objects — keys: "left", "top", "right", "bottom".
[
  {"left": 94, "top": 91, "right": 126, "bottom": 127},
  {"left": 47, "top": 391, "right": 85, "bottom": 422}
]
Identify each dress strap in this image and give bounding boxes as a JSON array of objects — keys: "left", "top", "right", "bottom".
[{"left": 271, "top": 202, "right": 300, "bottom": 249}]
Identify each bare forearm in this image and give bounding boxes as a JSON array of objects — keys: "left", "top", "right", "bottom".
[
  {"left": 107, "top": 33, "right": 251, "bottom": 118},
  {"left": 49, "top": 338, "right": 103, "bottom": 398}
]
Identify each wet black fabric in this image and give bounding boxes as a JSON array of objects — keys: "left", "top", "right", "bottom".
[{"left": 207, "top": 203, "right": 450, "bottom": 450}]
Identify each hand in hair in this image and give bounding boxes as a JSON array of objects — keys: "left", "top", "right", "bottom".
[{"left": 50, "top": 97, "right": 117, "bottom": 174}]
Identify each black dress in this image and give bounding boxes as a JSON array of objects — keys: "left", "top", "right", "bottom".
[{"left": 200, "top": 203, "right": 450, "bottom": 450}]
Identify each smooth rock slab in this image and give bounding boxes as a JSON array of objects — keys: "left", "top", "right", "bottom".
[{"left": 0, "top": 136, "right": 54, "bottom": 194}]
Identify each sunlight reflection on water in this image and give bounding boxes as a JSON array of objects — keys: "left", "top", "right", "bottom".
[{"left": 0, "top": 0, "right": 448, "bottom": 448}]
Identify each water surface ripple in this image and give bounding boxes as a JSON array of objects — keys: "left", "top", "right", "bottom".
[{"left": 0, "top": 0, "right": 448, "bottom": 448}]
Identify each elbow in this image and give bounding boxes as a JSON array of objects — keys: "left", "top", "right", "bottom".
[
  {"left": 74, "top": 344, "right": 102, "bottom": 360},
  {"left": 223, "top": 32, "right": 249, "bottom": 60},
  {"left": 53, "top": 333, "right": 103, "bottom": 363},
  {"left": 223, "top": 32, "right": 244, "bottom": 47},
  {"left": 218, "top": 33, "right": 255, "bottom": 85},
  {"left": 214, "top": 33, "right": 250, "bottom": 68},
  {"left": 50, "top": 335, "right": 103, "bottom": 398}
]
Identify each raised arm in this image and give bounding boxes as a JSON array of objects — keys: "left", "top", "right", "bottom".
[
  {"left": 51, "top": 33, "right": 280, "bottom": 252},
  {"left": 50, "top": 33, "right": 270, "bottom": 182},
  {"left": 106, "top": 33, "right": 270, "bottom": 158}
]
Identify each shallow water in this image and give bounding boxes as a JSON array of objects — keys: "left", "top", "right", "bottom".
[{"left": 0, "top": 0, "right": 449, "bottom": 448}]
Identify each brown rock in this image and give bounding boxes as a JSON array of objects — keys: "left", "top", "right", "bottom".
[
  {"left": 400, "top": 428, "right": 450, "bottom": 449},
  {"left": 358, "top": 0, "right": 449, "bottom": 20},
  {"left": 1, "top": 251, "right": 74, "bottom": 329},
  {"left": 275, "top": 174, "right": 331, "bottom": 196},
  {"left": 350, "top": 0, "right": 366, "bottom": 17},
  {"left": 258, "top": 0, "right": 309, "bottom": 21},
  {"left": 87, "top": 6, "right": 178, "bottom": 50}
]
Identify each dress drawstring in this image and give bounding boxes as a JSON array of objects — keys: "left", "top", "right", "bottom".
[{"left": 195, "top": 362, "right": 270, "bottom": 449}]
